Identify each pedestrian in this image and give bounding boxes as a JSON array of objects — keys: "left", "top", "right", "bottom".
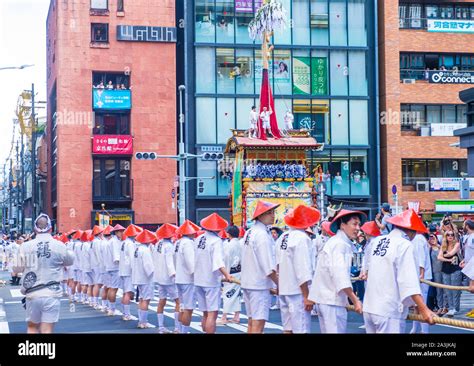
[
  {"left": 276, "top": 205, "right": 320, "bottom": 333},
  {"left": 132, "top": 229, "right": 156, "bottom": 329},
  {"left": 194, "top": 213, "right": 233, "bottom": 334},
  {"left": 153, "top": 223, "right": 180, "bottom": 333},
  {"left": 359, "top": 221, "right": 381, "bottom": 280},
  {"left": 248, "top": 106, "right": 258, "bottom": 139},
  {"left": 375, "top": 203, "right": 392, "bottom": 235},
  {"left": 14, "top": 214, "right": 74, "bottom": 333},
  {"left": 308, "top": 209, "right": 365, "bottom": 333},
  {"left": 427, "top": 233, "right": 447, "bottom": 315},
  {"left": 217, "top": 225, "right": 242, "bottom": 325},
  {"left": 175, "top": 220, "right": 200, "bottom": 334},
  {"left": 259, "top": 106, "right": 273, "bottom": 138},
  {"left": 363, "top": 209, "right": 435, "bottom": 333},
  {"left": 241, "top": 200, "right": 279, "bottom": 333},
  {"left": 71, "top": 230, "right": 83, "bottom": 302},
  {"left": 90, "top": 225, "right": 105, "bottom": 311}
]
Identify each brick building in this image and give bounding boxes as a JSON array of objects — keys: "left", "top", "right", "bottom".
[
  {"left": 379, "top": 1, "right": 474, "bottom": 220},
  {"left": 46, "top": 0, "right": 177, "bottom": 232}
]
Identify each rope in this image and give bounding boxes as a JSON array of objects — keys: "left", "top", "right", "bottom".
[
  {"left": 346, "top": 305, "right": 474, "bottom": 330},
  {"left": 420, "top": 278, "right": 470, "bottom": 292},
  {"left": 222, "top": 278, "right": 277, "bottom": 295}
]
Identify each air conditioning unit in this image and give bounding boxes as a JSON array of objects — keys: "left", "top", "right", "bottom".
[
  {"left": 402, "top": 79, "right": 416, "bottom": 84},
  {"left": 416, "top": 181, "right": 430, "bottom": 192}
]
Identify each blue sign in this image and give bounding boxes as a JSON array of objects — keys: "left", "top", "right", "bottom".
[
  {"left": 93, "top": 89, "right": 131, "bottom": 110},
  {"left": 391, "top": 185, "right": 397, "bottom": 194}
]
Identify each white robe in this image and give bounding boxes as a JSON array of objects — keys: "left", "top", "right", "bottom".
[
  {"left": 363, "top": 229, "right": 421, "bottom": 320},
  {"left": 222, "top": 238, "right": 242, "bottom": 313},
  {"left": 175, "top": 237, "right": 195, "bottom": 285},
  {"left": 131, "top": 244, "right": 154, "bottom": 285},
  {"left": 152, "top": 239, "right": 176, "bottom": 285},
  {"left": 194, "top": 231, "right": 225, "bottom": 288}
]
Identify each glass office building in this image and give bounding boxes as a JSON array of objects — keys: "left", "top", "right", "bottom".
[{"left": 178, "top": 0, "right": 379, "bottom": 221}]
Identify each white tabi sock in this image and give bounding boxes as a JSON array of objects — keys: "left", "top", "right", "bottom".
[
  {"left": 182, "top": 325, "right": 189, "bottom": 333},
  {"left": 174, "top": 312, "right": 181, "bottom": 330},
  {"left": 101, "top": 299, "right": 106, "bottom": 307},
  {"left": 137, "top": 309, "right": 143, "bottom": 323},
  {"left": 62, "top": 283, "right": 67, "bottom": 292},
  {"left": 105, "top": 300, "right": 110, "bottom": 308},
  {"left": 141, "top": 310, "right": 148, "bottom": 324},
  {"left": 67, "top": 287, "right": 72, "bottom": 296},
  {"left": 109, "top": 302, "right": 116, "bottom": 312},
  {"left": 123, "top": 304, "right": 130, "bottom": 316},
  {"left": 157, "top": 313, "right": 164, "bottom": 328}
]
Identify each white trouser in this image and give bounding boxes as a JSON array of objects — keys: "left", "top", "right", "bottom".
[
  {"left": 316, "top": 304, "right": 347, "bottom": 333},
  {"left": 410, "top": 283, "right": 430, "bottom": 333},
  {"left": 364, "top": 312, "right": 406, "bottom": 334}
]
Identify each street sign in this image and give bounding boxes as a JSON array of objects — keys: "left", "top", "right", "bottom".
[
  {"left": 171, "top": 189, "right": 176, "bottom": 199},
  {"left": 392, "top": 194, "right": 398, "bottom": 201},
  {"left": 392, "top": 185, "right": 397, "bottom": 194}
]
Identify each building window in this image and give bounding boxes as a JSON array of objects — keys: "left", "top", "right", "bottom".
[
  {"left": 216, "top": 0, "right": 235, "bottom": 43},
  {"left": 329, "top": 0, "right": 348, "bottom": 46},
  {"left": 117, "top": 0, "right": 124, "bottom": 12},
  {"left": 91, "top": 0, "right": 108, "bottom": 10},
  {"left": 401, "top": 104, "right": 467, "bottom": 134},
  {"left": 196, "top": 47, "right": 216, "bottom": 93},
  {"left": 311, "top": 0, "right": 329, "bottom": 46},
  {"left": 93, "top": 158, "right": 131, "bottom": 200},
  {"left": 91, "top": 23, "right": 109, "bottom": 43},
  {"left": 94, "top": 113, "right": 130, "bottom": 135},
  {"left": 217, "top": 48, "right": 235, "bottom": 94},
  {"left": 402, "top": 159, "right": 467, "bottom": 187},
  {"left": 93, "top": 71, "right": 130, "bottom": 89},
  {"left": 195, "top": 0, "right": 216, "bottom": 43}
]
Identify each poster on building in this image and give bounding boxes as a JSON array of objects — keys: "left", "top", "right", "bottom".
[
  {"left": 292, "top": 57, "right": 310, "bottom": 95},
  {"left": 430, "top": 123, "right": 466, "bottom": 136},
  {"left": 93, "top": 135, "right": 133, "bottom": 155},
  {"left": 98, "top": 213, "right": 110, "bottom": 227},
  {"left": 255, "top": 58, "right": 291, "bottom": 84},
  {"left": 235, "top": 0, "right": 263, "bottom": 13},
  {"left": 427, "top": 19, "right": 474, "bottom": 34},
  {"left": 430, "top": 177, "right": 474, "bottom": 191},
  {"left": 311, "top": 57, "right": 328, "bottom": 95},
  {"left": 93, "top": 89, "right": 132, "bottom": 109},
  {"left": 429, "top": 70, "right": 474, "bottom": 84}
]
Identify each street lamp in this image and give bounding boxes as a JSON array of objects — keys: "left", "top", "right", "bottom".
[{"left": 0, "top": 64, "right": 34, "bottom": 71}]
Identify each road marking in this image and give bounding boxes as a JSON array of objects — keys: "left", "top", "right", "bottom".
[{"left": 9, "top": 289, "right": 22, "bottom": 298}]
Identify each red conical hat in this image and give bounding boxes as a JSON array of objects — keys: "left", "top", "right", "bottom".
[
  {"left": 92, "top": 225, "right": 104, "bottom": 236},
  {"left": 386, "top": 209, "right": 428, "bottom": 233},
  {"left": 217, "top": 230, "right": 227, "bottom": 239},
  {"left": 284, "top": 205, "right": 321, "bottom": 229},
  {"left": 59, "top": 233, "right": 69, "bottom": 244},
  {"left": 361, "top": 221, "right": 381, "bottom": 237},
  {"left": 330, "top": 209, "right": 367, "bottom": 234},
  {"left": 239, "top": 227, "right": 246, "bottom": 238},
  {"left": 67, "top": 229, "right": 77, "bottom": 236},
  {"left": 252, "top": 200, "right": 280, "bottom": 220},
  {"left": 156, "top": 223, "right": 178, "bottom": 240},
  {"left": 123, "top": 224, "right": 143, "bottom": 238},
  {"left": 81, "top": 230, "right": 93, "bottom": 242},
  {"left": 112, "top": 224, "right": 126, "bottom": 232},
  {"left": 72, "top": 230, "right": 83, "bottom": 240},
  {"left": 321, "top": 221, "right": 335, "bottom": 237},
  {"left": 135, "top": 229, "right": 157, "bottom": 244},
  {"left": 102, "top": 225, "right": 115, "bottom": 236},
  {"left": 200, "top": 213, "right": 228, "bottom": 232},
  {"left": 177, "top": 220, "right": 201, "bottom": 236},
  {"left": 53, "top": 235, "right": 59, "bottom": 240}
]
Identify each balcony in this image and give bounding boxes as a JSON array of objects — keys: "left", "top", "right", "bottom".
[
  {"left": 92, "top": 134, "right": 133, "bottom": 155},
  {"left": 92, "top": 88, "right": 131, "bottom": 110},
  {"left": 401, "top": 122, "right": 467, "bottom": 137},
  {"left": 92, "top": 178, "right": 133, "bottom": 203}
]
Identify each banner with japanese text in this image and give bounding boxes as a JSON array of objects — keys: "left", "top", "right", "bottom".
[{"left": 93, "top": 135, "right": 133, "bottom": 155}]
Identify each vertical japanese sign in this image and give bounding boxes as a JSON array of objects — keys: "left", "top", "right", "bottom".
[
  {"left": 311, "top": 57, "right": 328, "bottom": 96},
  {"left": 292, "top": 57, "right": 310, "bottom": 95}
]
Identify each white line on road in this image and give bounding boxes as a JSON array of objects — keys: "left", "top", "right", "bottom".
[
  {"left": 9, "top": 289, "right": 23, "bottom": 298},
  {"left": 0, "top": 321, "right": 9, "bottom": 334}
]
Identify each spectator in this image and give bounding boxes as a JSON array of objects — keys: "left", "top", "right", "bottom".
[
  {"left": 375, "top": 203, "right": 392, "bottom": 235},
  {"left": 428, "top": 233, "right": 447, "bottom": 315},
  {"left": 437, "top": 231, "right": 463, "bottom": 317}
]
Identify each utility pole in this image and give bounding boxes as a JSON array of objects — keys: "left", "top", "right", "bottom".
[
  {"left": 178, "top": 85, "right": 186, "bottom": 225},
  {"left": 21, "top": 134, "right": 25, "bottom": 232},
  {"left": 8, "top": 159, "right": 12, "bottom": 234},
  {"left": 15, "top": 141, "right": 20, "bottom": 233},
  {"left": 31, "top": 83, "right": 37, "bottom": 220}
]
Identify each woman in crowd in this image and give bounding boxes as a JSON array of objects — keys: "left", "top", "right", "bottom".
[
  {"left": 428, "top": 233, "right": 447, "bottom": 315},
  {"left": 437, "top": 230, "right": 463, "bottom": 317}
]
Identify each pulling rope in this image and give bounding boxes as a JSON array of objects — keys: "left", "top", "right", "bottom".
[
  {"left": 420, "top": 278, "right": 470, "bottom": 292},
  {"left": 346, "top": 305, "right": 474, "bottom": 330},
  {"left": 222, "top": 278, "right": 277, "bottom": 295}
]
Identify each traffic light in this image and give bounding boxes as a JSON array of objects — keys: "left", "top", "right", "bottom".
[
  {"left": 135, "top": 152, "right": 157, "bottom": 160},
  {"left": 201, "top": 152, "right": 224, "bottom": 161}
]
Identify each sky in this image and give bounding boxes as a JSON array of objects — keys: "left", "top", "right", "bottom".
[{"left": 0, "top": 0, "right": 50, "bottom": 174}]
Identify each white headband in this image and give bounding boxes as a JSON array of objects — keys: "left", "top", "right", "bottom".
[{"left": 34, "top": 214, "right": 52, "bottom": 233}]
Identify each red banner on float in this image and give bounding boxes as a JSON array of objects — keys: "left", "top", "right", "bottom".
[{"left": 93, "top": 135, "right": 133, "bottom": 155}]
